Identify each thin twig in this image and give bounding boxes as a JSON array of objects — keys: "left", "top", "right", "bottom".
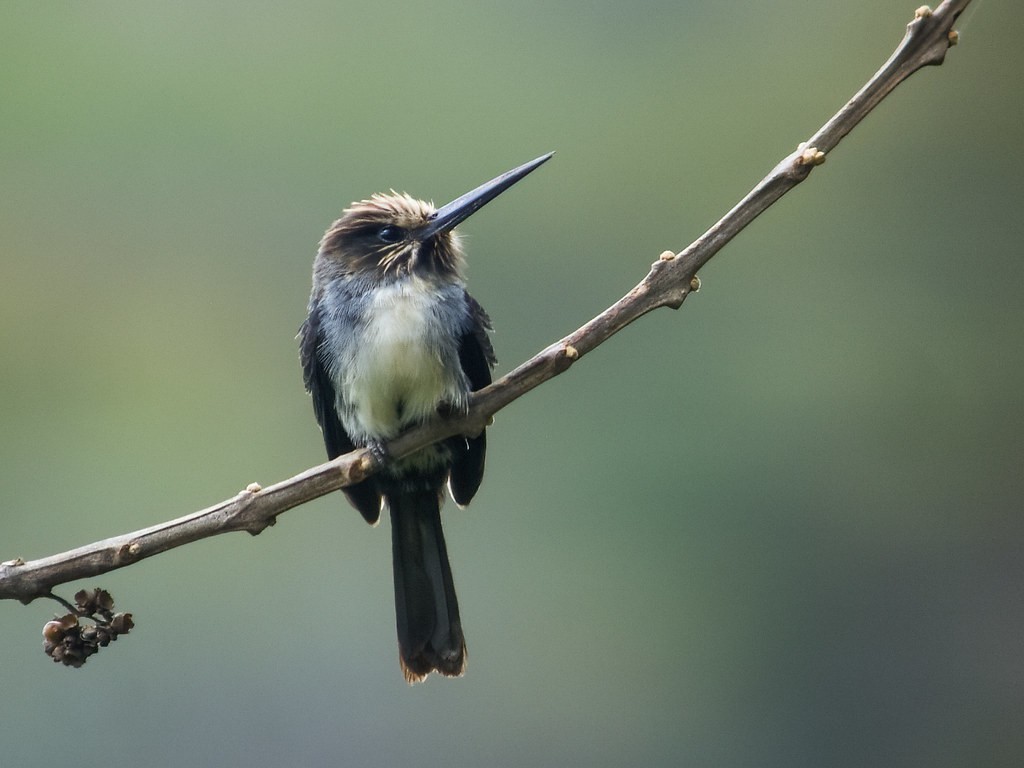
[
  {"left": 45, "top": 592, "right": 78, "bottom": 615},
  {"left": 0, "top": 1, "right": 970, "bottom": 604}
]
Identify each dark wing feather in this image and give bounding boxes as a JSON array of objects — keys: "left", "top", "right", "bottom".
[
  {"left": 299, "top": 307, "right": 382, "bottom": 523},
  {"left": 448, "top": 293, "right": 496, "bottom": 506}
]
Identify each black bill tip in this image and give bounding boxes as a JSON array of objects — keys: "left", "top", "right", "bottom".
[{"left": 420, "top": 151, "right": 554, "bottom": 239}]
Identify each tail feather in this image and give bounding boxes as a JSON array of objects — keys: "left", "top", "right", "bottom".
[{"left": 389, "top": 490, "right": 466, "bottom": 683}]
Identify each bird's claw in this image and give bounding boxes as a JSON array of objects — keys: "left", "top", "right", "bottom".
[{"left": 365, "top": 439, "right": 391, "bottom": 466}]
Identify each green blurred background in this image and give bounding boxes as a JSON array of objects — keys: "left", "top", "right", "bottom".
[{"left": 2, "top": 2, "right": 1021, "bottom": 766}]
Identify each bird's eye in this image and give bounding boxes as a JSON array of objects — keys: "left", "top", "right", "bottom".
[{"left": 377, "top": 225, "right": 404, "bottom": 243}]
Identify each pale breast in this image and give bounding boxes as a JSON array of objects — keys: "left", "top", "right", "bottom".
[{"left": 343, "top": 279, "right": 462, "bottom": 440}]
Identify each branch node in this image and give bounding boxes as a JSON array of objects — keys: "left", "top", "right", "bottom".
[
  {"left": 690, "top": 275, "right": 702, "bottom": 293},
  {"left": 914, "top": 5, "right": 933, "bottom": 19},
  {"left": 117, "top": 541, "right": 142, "bottom": 562},
  {"left": 245, "top": 482, "right": 262, "bottom": 493},
  {"left": 351, "top": 453, "right": 376, "bottom": 483},
  {"left": 796, "top": 145, "right": 826, "bottom": 166},
  {"left": 552, "top": 343, "right": 579, "bottom": 373},
  {"left": 246, "top": 518, "right": 276, "bottom": 536},
  {"left": 658, "top": 250, "right": 676, "bottom": 262},
  {"left": 948, "top": 28, "right": 959, "bottom": 46}
]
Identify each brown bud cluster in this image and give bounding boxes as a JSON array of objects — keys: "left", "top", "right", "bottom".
[{"left": 42, "top": 588, "right": 134, "bottom": 668}]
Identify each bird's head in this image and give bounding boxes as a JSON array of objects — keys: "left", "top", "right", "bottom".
[
  {"left": 318, "top": 192, "right": 458, "bottom": 279},
  {"left": 315, "top": 152, "right": 553, "bottom": 283}
]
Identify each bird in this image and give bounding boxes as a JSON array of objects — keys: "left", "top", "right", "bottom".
[{"left": 299, "top": 152, "right": 553, "bottom": 682}]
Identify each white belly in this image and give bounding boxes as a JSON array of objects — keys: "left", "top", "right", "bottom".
[{"left": 343, "top": 280, "right": 459, "bottom": 440}]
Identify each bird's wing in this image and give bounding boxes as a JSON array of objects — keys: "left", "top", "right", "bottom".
[
  {"left": 448, "top": 292, "right": 496, "bottom": 507},
  {"left": 300, "top": 306, "right": 383, "bottom": 523}
]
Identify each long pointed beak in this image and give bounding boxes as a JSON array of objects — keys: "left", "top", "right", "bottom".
[{"left": 419, "top": 151, "right": 554, "bottom": 239}]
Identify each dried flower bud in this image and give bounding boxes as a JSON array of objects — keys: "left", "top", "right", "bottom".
[
  {"left": 42, "top": 620, "right": 67, "bottom": 644},
  {"left": 109, "top": 613, "right": 135, "bottom": 635},
  {"left": 74, "top": 587, "right": 116, "bottom": 618},
  {"left": 42, "top": 590, "right": 134, "bottom": 667}
]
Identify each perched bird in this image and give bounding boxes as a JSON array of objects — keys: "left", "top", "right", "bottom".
[{"left": 299, "top": 153, "right": 552, "bottom": 682}]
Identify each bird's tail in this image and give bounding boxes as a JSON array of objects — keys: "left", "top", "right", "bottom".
[{"left": 388, "top": 489, "right": 466, "bottom": 683}]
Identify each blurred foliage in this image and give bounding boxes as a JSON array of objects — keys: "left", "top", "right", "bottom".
[{"left": 1, "top": 2, "right": 1021, "bottom": 767}]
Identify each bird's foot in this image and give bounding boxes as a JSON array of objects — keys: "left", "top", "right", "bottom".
[{"left": 365, "top": 439, "right": 391, "bottom": 466}]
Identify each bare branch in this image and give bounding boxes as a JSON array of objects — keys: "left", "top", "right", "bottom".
[
  {"left": 0, "top": 457, "right": 376, "bottom": 603},
  {"left": 0, "top": 1, "right": 970, "bottom": 605}
]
